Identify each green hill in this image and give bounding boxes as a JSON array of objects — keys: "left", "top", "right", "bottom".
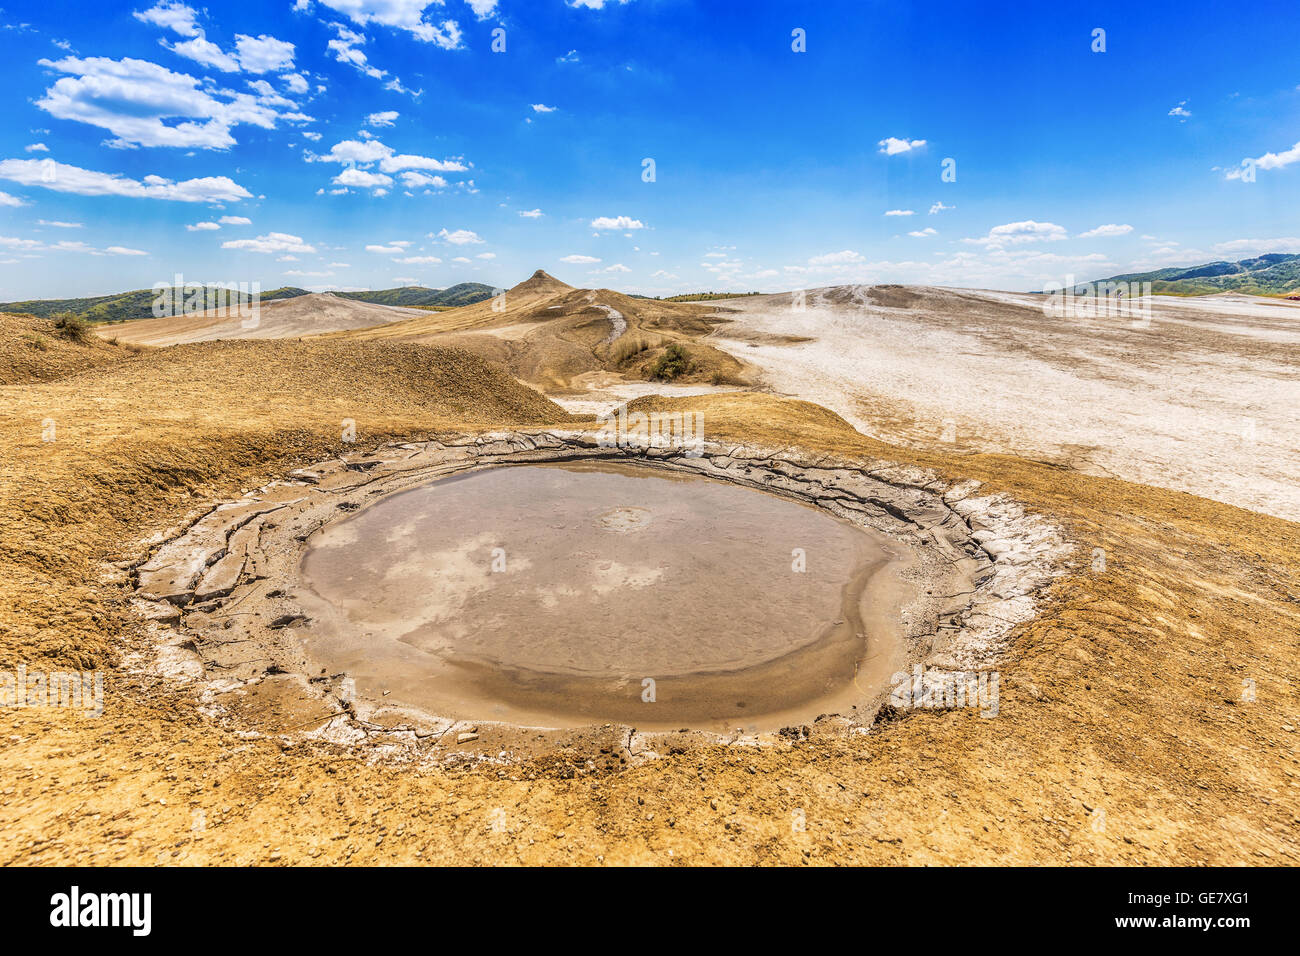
[
  {"left": 1084, "top": 253, "right": 1300, "bottom": 296},
  {"left": 0, "top": 282, "right": 496, "bottom": 323}
]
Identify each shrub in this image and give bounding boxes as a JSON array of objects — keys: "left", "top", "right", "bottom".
[
  {"left": 52, "top": 311, "right": 91, "bottom": 342},
  {"left": 650, "top": 342, "right": 690, "bottom": 380}
]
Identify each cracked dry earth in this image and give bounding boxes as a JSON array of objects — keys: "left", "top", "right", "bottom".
[{"left": 2, "top": 337, "right": 1298, "bottom": 866}]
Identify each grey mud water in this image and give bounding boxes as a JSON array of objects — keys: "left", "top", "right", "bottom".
[{"left": 296, "top": 461, "right": 910, "bottom": 733}]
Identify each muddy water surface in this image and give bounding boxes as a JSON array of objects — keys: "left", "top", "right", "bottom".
[{"left": 297, "top": 461, "right": 911, "bottom": 732}]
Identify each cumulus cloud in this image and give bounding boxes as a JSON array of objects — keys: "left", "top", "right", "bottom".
[
  {"left": 218, "top": 215, "right": 251, "bottom": 225},
  {"left": 531, "top": 103, "right": 557, "bottom": 113},
  {"left": 222, "top": 231, "right": 315, "bottom": 254},
  {"left": 332, "top": 167, "right": 392, "bottom": 189},
  {"left": 136, "top": 4, "right": 296, "bottom": 74},
  {"left": 366, "top": 110, "right": 399, "bottom": 127},
  {"left": 878, "top": 137, "right": 926, "bottom": 155},
  {"left": 590, "top": 215, "right": 644, "bottom": 231},
  {"left": 0, "top": 158, "right": 251, "bottom": 202},
  {"left": 908, "top": 227, "right": 937, "bottom": 238},
  {"left": 437, "top": 228, "right": 483, "bottom": 245},
  {"left": 884, "top": 209, "right": 914, "bottom": 216},
  {"left": 133, "top": 2, "right": 200, "bottom": 37},
  {"left": 233, "top": 34, "right": 296, "bottom": 73},
  {"left": 35, "top": 56, "right": 311, "bottom": 149},
  {"left": 186, "top": 221, "right": 220, "bottom": 231},
  {"left": 560, "top": 254, "right": 599, "bottom": 263},
  {"left": 518, "top": 208, "right": 542, "bottom": 218},
  {"left": 1226, "top": 140, "right": 1300, "bottom": 180},
  {"left": 315, "top": 0, "right": 464, "bottom": 48},
  {"left": 962, "top": 220, "right": 1068, "bottom": 247},
  {"left": 1078, "top": 223, "right": 1133, "bottom": 239},
  {"left": 0, "top": 191, "right": 27, "bottom": 207}
]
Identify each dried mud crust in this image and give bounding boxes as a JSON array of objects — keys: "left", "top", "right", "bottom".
[{"left": 124, "top": 430, "right": 1072, "bottom": 766}]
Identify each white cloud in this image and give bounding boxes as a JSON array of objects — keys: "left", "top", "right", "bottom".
[
  {"left": 0, "top": 158, "right": 250, "bottom": 202},
  {"left": 0, "top": 191, "right": 27, "bottom": 207},
  {"left": 599, "top": 262, "right": 630, "bottom": 272},
  {"left": 222, "top": 231, "right": 315, "bottom": 254},
  {"left": 929, "top": 201, "right": 953, "bottom": 214},
  {"left": 531, "top": 103, "right": 557, "bottom": 113},
  {"left": 366, "top": 241, "right": 411, "bottom": 254},
  {"left": 518, "top": 208, "right": 542, "bottom": 218},
  {"left": 186, "top": 221, "right": 221, "bottom": 231},
  {"left": 234, "top": 34, "right": 296, "bottom": 73},
  {"left": 166, "top": 35, "right": 241, "bottom": 72},
  {"left": 437, "top": 228, "right": 483, "bottom": 245},
  {"left": 133, "top": 2, "right": 201, "bottom": 38},
  {"left": 884, "top": 209, "right": 914, "bottom": 216},
  {"left": 1168, "top": 101, "right": 1191, "bottom": 119},
  {"left": 590, "top": 215, "right": 644, "bottom": 231},
  {"left": 396, "top": 255, "right": 441, "bottom": 264},
  {"left": 1078, "top": 223, "right": 1133, "bottom": 239},
  {"left": 878, "top": 137, "right": 926, "bottom": 155},
  {"left": 1227, "top": 140, "right": 1300, "bottom": 180},
  {"left": 24, "top": 143, "right": 49, "bottom": 153},
  {"left": 560, "top": 254, "right": 599, "bottom": 263},
  {"left": 568, "top": 0, "right": 631, "bottom": 8},
  {"left": 105, "top": 245, "right": 149, "bottom": 256},
  {"left": 556, "top": 49, "right": 579, "bottom": 63},
  {"left": 963, "top": 220, "right": 1068, "bottom": 247},
  {"left": 476, "top": 252, "right": 495, "bottom": 260},
  {"left": 284, "top": 72, "right": 309, "bottom": 94},
  {"left": 36, "top": 56, "right": 310, "bottom": 149},
  {"left": 37, "top": 219, "right": 82, "bottom": 227},
  {"left": 366, "top": 110, "right": 399, "bottom": 127},
  {"left": 332, "top": 167, "right": 392, "bottom": 189},
  {"left": 908, "top": 227, "right": 937, "bottom": 238},
  {"left": 315, "top": 1, "right": 464, "bottom": 48},
  {"left": 467, "top": 0, "right": 499, "bottom": 18},
  {"left": 218, "top": 215, "right": 251, "bottom": 225},
  {"left": 399, "top": 171, "right": 447, "bottom": 189}
]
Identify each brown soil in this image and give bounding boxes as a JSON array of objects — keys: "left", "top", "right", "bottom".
[
  {"left": 333, "top": 271, "right": 750, "bottom": 392},
  {"left": 2, "top": 328, "right": 1297, "bottom": 865}
]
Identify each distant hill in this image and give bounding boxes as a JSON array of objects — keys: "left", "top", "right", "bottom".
[
  {"left": 1086, "top": 253, "right": 1300, "bottom": 296},
  {"left": 0, "top": 282, "right": 496, "bottom": 323}
]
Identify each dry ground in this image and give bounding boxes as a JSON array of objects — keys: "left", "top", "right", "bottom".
[
  {"left": 333, "top": 271, "right": 749, "bottom": 392},
  {"left": 96, "top": 292, "right": 426, "bottom": 347},
  {"left": 1, "top": 311, "right": 1297, "bottom": 866},
  {"left": 708, "top": 286, "right": 1300, "bottom": 522}
]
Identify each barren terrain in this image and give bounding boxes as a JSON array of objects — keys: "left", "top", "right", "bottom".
[
  {"left": 708, "top": 286, "right": 1300, "bottom": 521},
  {"left": 1, "top": 283, "right": 1297, "bottom": 866}
]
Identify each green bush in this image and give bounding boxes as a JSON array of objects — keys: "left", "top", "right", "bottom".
[{"left": 650, "top": 342, "right": 690, "bottom": 380}]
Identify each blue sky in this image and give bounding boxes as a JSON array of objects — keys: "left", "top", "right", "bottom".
[{"left": 1, "top": 0, "right": 1298, "bottom": 300}]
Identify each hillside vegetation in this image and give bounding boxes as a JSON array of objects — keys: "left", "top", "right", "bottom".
[
  {"left": 1086, "top": 253, "right": 1300, "bottom": 295},
  {"left": 0, "top": 282, "right": 496, "bottom": 323}
]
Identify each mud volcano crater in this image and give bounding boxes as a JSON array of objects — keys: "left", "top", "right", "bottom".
[{"left": 130, "top": 432, "right": 1068, "bottom": 760}]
